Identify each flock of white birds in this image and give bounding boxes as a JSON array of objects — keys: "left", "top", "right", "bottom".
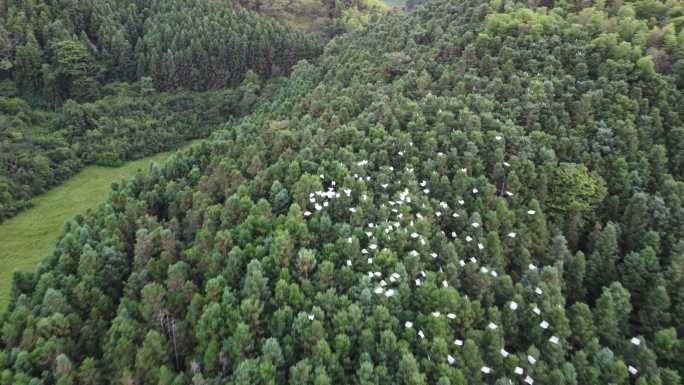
[{"left": 298, "top": 138, "right": 642, "bottom": 383}]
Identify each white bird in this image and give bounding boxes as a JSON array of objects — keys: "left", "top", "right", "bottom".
[
  {"left": 460, "top": 168, "right": 467, "bottom": 173},
  {"left": 430, "top": 252, "right": 438, "bottom": 258},
  {"left": 458, "top": 199, "right": 465, "bottom": 205},
  {"left": 459, "top": 260, "right": 466, "bottom": 267},
  {"left": 447, "top": 313, "right": 456, "bottom": 319},
  {"left": 628, "top": 366, "right": 638, "bottom": 375},
  {"left": 315, "top": 203, "right": 323, "bottom": 211},
  {"left": 374, "top": 272, "right": 382, "bottom": 277},
  {"left": 367, "top": 258, "right": 373, "bottom": 264},
  {"left": 535, "top": 287, "right": 543, "bottom": 295},
  {"left": 374, "top": 287, "right": 384, "bottom": 294},
  {"left": 527, "top": 209, "right": 536, "bottom": 215},
  {"left": 503, "top": 161, "right": 511, "bottom": 167},
  {"left": 442, "top": 280, "right": 449, "bottom": 288},
  {"left": 495, "top": 135, "right": 502, "bottom": 140},
  {"left": 346, "top": 260, "right": 352, "bottom": 267},
  {"left": 549, "top": 335, "right": 559, "bottom": 344},
  {"left": 480, "top": 266, "right": 490, "bottom": 274},
  {"left": 308, "top": 314, "right": 315, "bottom": 320},
  {"left": 500, "top": 349, "right": 509, "bottom": 357},
  {"left": 490, "top": 271, "right": 498, "bottom": 278},
  {"left": 529, "top": 263, "right": 538, "bottom": 270},
  {"left": 487, "top": 322, "right": 498, "bottom": 330},
  {"left": 452, "top": 212, "right": 460, "bottom": 218},
  {"left": 509, "top": 302, "right": 518, "bottom": 311},
  {"left": 447, "top": 354, "right": 455, "bottom": 365},
  {"left": 369, "top": 244, "right": 378, "bottom": 250},
  {"left": 304, "top": 211, "right": 312, "bottom": 217},
  {"left": 533, "top": 306, "right": 541, "bottom": 315},
  {"left": 415, "top": 279, "right": 422, "bottom": 286},
  {"left": 381, "top": 183, "right": 389, "bottom": 189},
  {"left": 454, "top": 339, "right": 463, "bottom": 346},
  {"left": 472, "top": 188, "right": 479, "bottom": 194},
  {"left": 418, "top": 330, "right": 425, "bottom": 339},
  {"left": 385, "top": 289, "right": 395, "bottom": 297},
  {"left": 349, "top": 207, "right": 357, "bottom": 213},
  {"left": 405, "top": 321, "right": 413, "bottom": 328},
  {"left": 631, "top": 337, "right": 641, "bottom": 346},
  {"left": 471, "top": 222, "right": 480, "bottom": 228},
  {"left": 524, "top": 375, "right": 534, "bottom": 385},
  {"left": 528, "top": 355, "right": 536, "bottom": 365},
  {"left": 514, "top": 367, "right": 524, "bottom": 375},
  {"left": 508, "top": 232, "right": 517, "bottom": 238},
  {"left": 540, "top": 320, "right": 549, "bottom": 329},
  {"left": 481, "top": 366, "right": 491, "bottom": 374},
  {"left": 411, "top": 232, "right": 419, "bottom": 239},
  {"left": 432, "top": 312, "right": 441, "bottom": 317},
  {"left": 478, "top": 243, "right": 484, "bottom": 250}
]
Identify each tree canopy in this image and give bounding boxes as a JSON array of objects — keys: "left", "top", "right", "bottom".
[{"left": 1, "top": 0, "right": 684, "bottom": 384}]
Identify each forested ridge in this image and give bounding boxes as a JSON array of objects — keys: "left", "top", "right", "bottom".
[{"left": 2, "top": 0, "right": 684, "bottom": 384}]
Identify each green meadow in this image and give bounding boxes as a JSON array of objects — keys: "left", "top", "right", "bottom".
[{"left": 0, "top": 144, "right": 197, "bottom": 309}]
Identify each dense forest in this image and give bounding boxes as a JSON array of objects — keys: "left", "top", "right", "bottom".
[
  {"left": 235, "top": 0, "right": 389, "bottom": 37},
  {"left": 0, "top": 74, "right": 267, "bottom": 221},
  {"left": 1, "top": 0, "right": 320, "bottom": 97},
  {"left": 2, "top": 0, "right": 684, "bottom": 384},
  {"left": 0, "top": 0, "right": 322, "bottom": 221}
]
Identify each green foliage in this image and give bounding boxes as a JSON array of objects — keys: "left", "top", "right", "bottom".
[
  {"left": 236, "top": 0, "right": 388, "bottom": 37},
  {"left": 0, "top": 83, "right": 262, "bottom": 221},
  {"left": 549, "top": 163, "right": 607, "bottom": 215},
  {"left": 1, "top": 0, "right": 321, "bottom": 101},
  {"left": 0, "top": 0, "right": 683, "bottom": 384}
]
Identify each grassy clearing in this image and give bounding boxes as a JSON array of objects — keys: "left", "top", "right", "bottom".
[{"left": 0, "top": 143, "right": 199, "bottom": 309}]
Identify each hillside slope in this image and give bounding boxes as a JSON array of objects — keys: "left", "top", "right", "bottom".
[
  {"left": 0, "top": 0, "right": 320, "bottom": 222},
  {"left": 1, "top": 0, "right": 684, "bottom": 384},
  {"left": 0, "top": 145, "right": 197, "bottom": 309},
  {"left": 1, "top": 0, "right": 320, "bottom": 99}
]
